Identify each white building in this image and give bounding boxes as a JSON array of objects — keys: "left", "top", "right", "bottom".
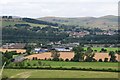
[{"left": 55, "top": 47, "right": 72, "bottom": 52}]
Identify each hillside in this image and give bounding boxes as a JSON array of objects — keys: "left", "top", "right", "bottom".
[
  {"left": 1, "top": 15, "right": 119, "bottom": 44},
  {"left": 39, "top": 15, "right": 118, "bottom": 30},
  {"left": 1, "top": 15, "right": 118, "bottom": 30},
  {"left": 2, "top": 18, "right": 48, "bottom": 28}
]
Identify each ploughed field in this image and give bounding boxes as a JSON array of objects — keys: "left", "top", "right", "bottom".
[
  {"left": 3, "top": 69, "right": 119, "bottom": 78},
  {"left": 25, "top": 47, "right": 120, "bottom": 61}
]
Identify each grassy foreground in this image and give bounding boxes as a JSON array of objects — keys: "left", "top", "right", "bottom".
[{"left": 2, "top": 69, "right": 119, "bottom": 78}]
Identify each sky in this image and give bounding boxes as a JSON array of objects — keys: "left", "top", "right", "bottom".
[{"left": 0, "top": 0, "right": 119, "bottom": 18}]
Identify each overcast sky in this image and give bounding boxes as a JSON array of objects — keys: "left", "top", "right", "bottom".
[{"left": 0, "top": 0, "right": 119, "bottom": 18}]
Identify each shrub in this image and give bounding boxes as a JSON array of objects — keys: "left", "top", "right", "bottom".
[
  {"left": 44, "top": 58, "right": 47, "bottom": 60},
  {"left": 94, "top": 50, "right": 97, "bottom": 52},
  {"left": 70, "top": 58, "right": 74, "bottom": 62},
  {"left": 98, "top": 59, "right": 103, "bottom": 62},
  {"left": 65, "top": 58, "right": 69, "bottom": 62},
  {"left": 27, "top": 63, "right": 31, "bottom": 66},
  {"left": 38, "top": 61, "right": 42, "bottom": 66},
  {"left": 47, "top": 58, "right": 52, "bottom": 61},
  {"left": 104, "top": 58, "right": 108, "bottom": 62},
  {"left": 52, "top": 58, "right": 59, "bottom": 61},
  {"left": 71, "top": 67, "right": 77, "bottom": 70},
  {"left": 32, "top": 57, "right": 37, "bottom": 60},
  {"left": 100, "top": 48, "right": 107, "bottom": 52},
  {"left": 59, "top": 58, "right": 64, "bottom": 61},
  {"left": 33, "top": 63, "right": 37, "bottom": 66},
  {"left": 92, "top": 58, "right": 97, "bottom": 62}
]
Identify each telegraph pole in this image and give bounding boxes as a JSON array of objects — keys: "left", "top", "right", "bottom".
[{"left": 0, "top": 62, "right": 6, "bottom": 80}]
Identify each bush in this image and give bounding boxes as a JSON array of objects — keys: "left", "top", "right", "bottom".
[
  {"left": 104, "top": 58, "right": 108, "bottom": 62},
  {"left": 44, "top": 58, "right": 47, "bottom": 60},
  {"left": 70, "top": 58, "right": 74, "bottom": 62},
  {"left": 32, "top": 57, "right": 37, "bottom": 60},
  {"left": 59, "top": 58, "right": 64, "bottom": 61},
  {"left": 27, "top": 63, "right": 31, "bottom": 66},
  {"left": 65, "top": 58, "right": 69, "bottom": 62},
  {"left": 100, "top": 48, "right": 107, "bottom": 52},
  {"left": 71, "top": 67, "right": 77, "bottom": 70},
  {"left": 33, "top": 63, "right": 37, "bottom": 66},
  {"left": 98, "top": 59, "right": 103, "bottom": 62},
  {"left": 52, "top": 58, "right": 59, "bottom": 61},
  {"left": 47, "top": 58, "right": 52, "bottom": 61},
  {"left": 92, "top": 59, "right": 97, "bottom": 62},
  {"left": 94, "top": 50, "right": 97, "bottom": 52}
]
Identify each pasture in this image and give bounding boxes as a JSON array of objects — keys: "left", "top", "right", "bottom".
[
  {"left": 23, "top": 60, "right": 119, "bottom": 70},
  {"left": 84, "top": 47, "right": 119, "bottom": 52},
  {"left": 2, "top": 69, "right": 119, "bottom": 78}
]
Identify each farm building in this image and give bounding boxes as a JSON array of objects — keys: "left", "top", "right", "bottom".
[
  {"left": 54, "top": 47, "right": 72, "bottom": 52},
  {"left": 1, "top": 43, "right": 26, "bottom": 49},
  {"left": 33, "top": 48, "right": 49, "bottom": 53}
]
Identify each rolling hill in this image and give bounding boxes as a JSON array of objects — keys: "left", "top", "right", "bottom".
[
  {"left": 1, "top": 15, "right": 118, "bottom": 30},
  {"left": 39, "top": 15, "right": 118, "bottom": 30}
]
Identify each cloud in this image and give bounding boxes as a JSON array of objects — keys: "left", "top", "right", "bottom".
[{"left": 0, "top": 0, "right": 119, "bottom": 18}]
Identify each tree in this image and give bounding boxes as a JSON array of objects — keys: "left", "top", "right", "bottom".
[
  {"left": 100, "top": 48, "right": 107, "bottom": 52},
  {"left": 59, "top": 58, "right": 64, "bottom": 61},
  {"left": 24, "top": 44, "right": 33, "bottom": 55},
  {"left": 84, "top": 47, "right": 95, "bottom": 62},
  {"left": 2, "top": 16, "right": 7, "bottom": 18},
  {"left": 38, "top": 61, "right": 42, "bottom": 66},
  {"left": 104, "top": 58, "right": 108, "bottom": 62},
  {"left": 109, "top": 51, "right": 116, "bottom": 62},
  {"left": 2, "top": 51, "right": 14, "bottom": 65},
  {"left": 8, "top": 16, "right": 12, "bottom": 19},
  {"left": 65, "top": 58, "right": 69, "bottom": 62},
  {"left": 27, "top": 63, "right": 31, "bottom": 66},
  {"left": 51, "top": 50, "right": 60, "bottom": 61},
  {"left": 73, "top": 46, "right": 85, "bottom": 62},
  {"left": 98, "top": 59, "right": 103, "bottom": 62}
]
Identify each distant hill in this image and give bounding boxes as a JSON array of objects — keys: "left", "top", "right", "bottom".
[
  {"left": 1, "top": 15, "right": 118, "bottom": 30},
  {"left": 39, "top": 15, "right": 118, "bottom": 30},
  {"left": 2, "top": 17, "right": 49, "bottom": 28}
]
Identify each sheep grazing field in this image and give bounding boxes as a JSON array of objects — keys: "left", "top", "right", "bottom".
[{"left": 2, "top": 69, "right": 119, "bottom": 79}]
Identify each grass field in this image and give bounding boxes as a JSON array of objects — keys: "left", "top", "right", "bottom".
[
  {"left": 84, "top": 47, "right": 119, "bottom": 52},
  {"left": 2, "top": 69, "right": 119, "bottom": 78},
  {"left": 23, "top": 60, "right": 119, "bottom": 70},
  {"left": 2, "top": 21, "right": 47, "bottom": 27}
]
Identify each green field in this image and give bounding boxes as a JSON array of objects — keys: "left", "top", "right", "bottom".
[
  {"left": 2, "top": 21, "right": 48, "bottom": 27},
  {"left": 2, "top": 69, "right": 119, "bottom": 78},
  {"left": 23, "top": 60, "right": 119, "bottom": 70},
  {"left": 84, "top": 47, "right": 119, "bottom": 52}
]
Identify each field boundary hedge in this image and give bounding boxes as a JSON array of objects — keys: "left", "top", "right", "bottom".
[{"left": 5, "top": 66, "right": 120, "bottom": 72}]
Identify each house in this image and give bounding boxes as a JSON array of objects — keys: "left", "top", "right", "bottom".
[
  {"left": 33, "top": 48, "right": 49, "bottom": 53},
  {"left": 69, "top": 31, "right": 90, "bottom": 38},
  {"left": 2, "top": 43, "right": 26, "bottom": 49},
  {"left": 54, "top": 47, "right": 72, "bottom": 52}
]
